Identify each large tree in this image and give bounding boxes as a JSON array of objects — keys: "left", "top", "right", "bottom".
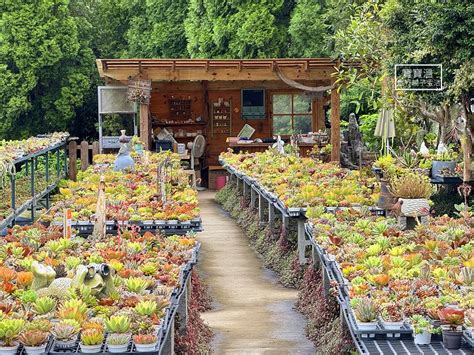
[
  {"left": 126, "top": 0, "right": 189, "bottom": 58},
  {"left": 0, "top": 0, "right": 95, "bottom": 139},
  {"left": 185, "top": 0, "right": 294, "bottom": 58}
]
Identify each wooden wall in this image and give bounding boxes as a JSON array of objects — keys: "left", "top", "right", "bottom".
[{"left": 150, "top": 81, "right": 329, "bottom": 165}]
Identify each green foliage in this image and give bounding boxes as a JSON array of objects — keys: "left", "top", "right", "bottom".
[
  {"left": 0, "top": 0, "right": 95, "bottom": 139},
  {"left": 288, "top": 0, "right": 329, "bottom": 57},
  {"left": 359, "top": 113, "right": 381, "bottom": 152},
  {"left": 127, "top": 0, "right": 189, "bottom": 58},
  {"left": 185, "top": 0, "right": 293, "bottom": 58}
]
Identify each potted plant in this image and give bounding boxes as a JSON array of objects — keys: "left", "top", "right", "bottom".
[
  {"left": 132, "top": 136, "right": 144, "bottom": 154},
  {"left": 79, "top": 328, "right": 104, "bottom": 353},
  {"left": 389, "top": 173, "right": 432, "bottom": 217},
  {"left": 352, "top": 297, "right": 378, "bottom": 331},
  {"left": 431, "top": 148, "right": 458, "bottom": 178},
  {"left": 105, "top": 316, "right": 131, "bottom": 353},
  {"left": 18, "top": 330, "right": 49, "bottom": 355},
  {"left": 51, "top": 321, "right": 79, "bottom": 349},
  {"left": 410, "top": 314, "right": 440, "bottom": 345},
  {"left": 106, "top": 334, "right": 130, "bottom": 353},
  {"left": 132, "top": 334, "right": 158, "bottom": 353},
  {"left": 0, "top": 319, "right": 24, "bottom": 355},
  {"left": 380, "top": 303, "right": 405, "bottom": 330},
  {"left": 438, "top": 307, "right": 465, "bottom": 350}
]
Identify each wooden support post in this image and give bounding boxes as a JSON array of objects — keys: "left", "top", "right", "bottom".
[
  {"left": 282, "top": 215, "right": 289, "bottom": 236},
  {"left": 68, "top": 141, "right": 77, "bottom": 181},
  {"left": 139, "top": 103, "right": 151, "bottom": 150},
  {"left": 92, "top": 141, "right": 100, "bottom": 162},
  {"left": 297, "top": 219, "right": 307, "bottom": 265},
  {"left": 243, "top": 181, "right": 248, "bottom": 197},
  {"left": 311, "top": 245, "right": 320, "bottom": 269},
  {"left": 312, "top": 94, "right": 325, "bottom": 132},
  {"left": 80, "top": 141, "right": 89, "bottom": 171},
  {"left": 330, "top": 85, "right": 341, "bottom": 162}
]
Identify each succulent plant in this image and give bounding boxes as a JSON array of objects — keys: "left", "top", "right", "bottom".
[
  {"left": 460, "top": 267, "right": 473, "bottom": 286},
  {"left": 438, "top": 307, "right": 465, "bottom": 330},
  {"left": 18, "top": 330, "right": 49, "bottom": 347},
  {"left": 125, "top": 277, "right": 149, "bottom": 294},
  {"left": 106, "top": 333, "right": 130, "bottom": 346},
  {"left": 410, "top": 314, "right": 440, "bottom": 335},
  {"left": 80, "top": 328, "right": 104, "bottom": 346},
  {"left": 132, "top": 334, "right": 157, "bottom": 345},
  {"left": 0, "top": 319, "right": 25, "bottom": 346},
  {"left": 24, "top": 319, "right": 52, "bottom": 332},
  {"left": 140, "top": 263, "right": 157, "bottom": 276},
  {"left": 51, "top": 321, "right": 79, "bottom": 341},
  {"left": 135, "top": 300, "right": 157, "bottom": 317},
  {"left": 57, "top": 305, "right": 86, "bottom": 323},
  {"left": 353, "top": 298, "right": 378, "bottom": 323},
  {"left": 105, "top": 315, "right": 130, "bottom": 334},
  {"left": 33, "top": 296, "right": 56, "bottom": 315}
]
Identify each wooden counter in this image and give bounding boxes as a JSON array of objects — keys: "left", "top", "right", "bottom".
[{"left": 228, "top": 142, "right": 318, "bottom": 157}]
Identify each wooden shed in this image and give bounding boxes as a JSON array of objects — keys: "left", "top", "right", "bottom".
[{"left": 96, "top": 58, "right": 341, "bottom": 183}]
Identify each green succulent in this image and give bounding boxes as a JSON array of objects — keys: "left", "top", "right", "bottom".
[
  {"left": 105, "top": 315, "right": 130, "bottom": 334},
  {"left": 135, "top": 300, "right": 157, "bottom": 317},
  {"left": 139, "top": 263, "right": 157, "bottom": 276},
  {"left": 0, "top": 319, "right": 25, "bottom": 346},
  {"left": 33, "top": 296, "right": 56, "bottom": 315},
  {"left": 65, "top": 256, "right": 82, "bottom": 270},
  {"left": 125, "top": 278, "right": 149, "bottom": 294}
]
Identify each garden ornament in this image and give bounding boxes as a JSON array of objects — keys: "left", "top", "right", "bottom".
[
  {"left": 114, "top": 130, "right": 135, "bottom": 171},
  {"left": 31, "top": 261, "right": 115, "bottom": 299}
]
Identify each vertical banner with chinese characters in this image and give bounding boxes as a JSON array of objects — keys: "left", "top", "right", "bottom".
[
  {"left": 395, "top": 64, "right": 443, "bottom": 91},
  {"left": 63, "top": 208, "right": 72, "bottom": 238}
]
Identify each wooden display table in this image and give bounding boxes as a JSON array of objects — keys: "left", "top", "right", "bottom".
[{"left": 228, "top": 142, "right": 318, "bottom": 157}]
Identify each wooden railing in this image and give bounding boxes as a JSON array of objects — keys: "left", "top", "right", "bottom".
[{"left": 68, "top": 140, "right": 100, "bottom": 181}]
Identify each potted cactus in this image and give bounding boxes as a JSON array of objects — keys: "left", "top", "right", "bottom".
[
  {"left": 51, "top": 321, "right": 80, "bottom": 349},
  {"left": 80, "top": 328, "right": 104, "bottom": 353},
  {"left": 132, "top": 334, "right": 158, "bottom": 353},
  {"left": 438, "top": 307, "right": 465, "bottom": 350},
  {"left": 410, "top": 314, "right": 440, "bottom": 345},
  {"left": 18, "top": 330, "right": 50, "bottom": 355},
  {"left": 105, "top": 316, "right": 131, "bottom": 353},
  {"left": 0, "top": 319, "right": 25, "bottom": 355},
  {"left": 352, "top": 297, "right": 378, "bottom": 331}
]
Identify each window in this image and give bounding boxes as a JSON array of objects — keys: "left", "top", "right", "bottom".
[
  {"left": 272, "top": 94, "right": 312, "bottom": 135},
  {"left": 241, "top": 89, "right": 265, "bottom": 119}
]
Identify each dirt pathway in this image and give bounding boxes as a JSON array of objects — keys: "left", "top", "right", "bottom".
[{"left": 197, "top": 191, "right": 315, "bottom": 355}]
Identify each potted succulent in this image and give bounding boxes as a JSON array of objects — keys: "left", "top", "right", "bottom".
[
  {"left": 51, "top": 321, "right": 80, "bottom": 349},
  {"left": 105, "top": 316, "right": 131, "bottom": 353},
  {"left": 352, "top": 297, "right": 378, "bottom": 331},
  {"left": 431, "top": 148, "right": 458, "bottom": 178},
  {"left": 438, "top": 307, "right": 465, "bottom": 350},
  {"left": 0, "top": 319, "right": 25, "bottom": 355},
  {"left": 380, "top": 303, "right": 405, "bottom": 330},
  {"left": 132, "top": 334, "right": 158, "bottom": 353},
  {"left": 410, "top": 314, "right": 440, "bottom": 345},
  {"left": 80, "top": 328, "right": 104, "bottom": 353},
  {"left": 389, "top": 173, "right": 432, "bottom": 217},
  {"left": 18, "top": 330, "right": 50, "bottom": 355},
  {"left": 106, "top": 334, "right": 131, "bottom": 353}
]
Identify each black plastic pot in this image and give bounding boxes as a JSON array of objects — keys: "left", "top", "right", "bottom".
[{"left": 442, "top": 329, "right": 463, "bottom": 349}]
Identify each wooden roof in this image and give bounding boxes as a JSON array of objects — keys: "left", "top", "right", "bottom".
[{"left": 96, "top": 58, "right": 338, "bottom": 83}]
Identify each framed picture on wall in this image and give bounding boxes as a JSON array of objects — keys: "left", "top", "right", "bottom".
[{"left": 241, "top": 89, "right": 265, "bottom": 119}]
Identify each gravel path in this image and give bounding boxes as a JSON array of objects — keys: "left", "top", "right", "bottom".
[{"left": 197, "top": 191, "right": 315, "bottom": 355}]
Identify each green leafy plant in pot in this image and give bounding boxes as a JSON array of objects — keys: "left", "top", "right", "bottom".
[
  {"left": 410, "top": 314, "right": 440, "bottom": 345},
  {"left": 0, "top": 319, "right": 25, "bottom": 355},
  {"left": 438, "top": 307, "right": 465, "bottom": 350},
  {"left": 431, "top": 148, "right": 458, "bottom": 178},
  {"left": 351, "top": 297, "right": 378, "bottom": 332},
  {"left": 389, "top": 173, "right": 433, "bottom": 217}
]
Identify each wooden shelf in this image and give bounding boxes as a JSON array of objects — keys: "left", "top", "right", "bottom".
[{"left": 154, "top": 121, "right": 207, "bottom": 127}]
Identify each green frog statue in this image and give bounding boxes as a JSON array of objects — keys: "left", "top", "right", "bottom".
[{"left": 31, "top": 261, "right": 115, "bottom": 299}]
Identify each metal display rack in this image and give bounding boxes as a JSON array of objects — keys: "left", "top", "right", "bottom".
[
  {"left": 52, "top": 218, "right": 203, "bottom": 236},
  {"left": 220, "top": 159, "right": 384, "bottom": 265},
  {"left": 304, "top": 223, "right": 473, "bottom": 354},
  {"left": 18, "top": 243, "right": 200, "bottom": 355},
  {"left": 0, "top": 139, "right": 68, "bottom": 231}
]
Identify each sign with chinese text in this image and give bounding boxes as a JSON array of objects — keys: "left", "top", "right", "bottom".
[{"left": 395, "top": 64, "right": 443, "bottom": 91}]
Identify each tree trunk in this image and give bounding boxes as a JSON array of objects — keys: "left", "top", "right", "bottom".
[{"left": 460, "top": 94, "right": 473, "bottom": 182}]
